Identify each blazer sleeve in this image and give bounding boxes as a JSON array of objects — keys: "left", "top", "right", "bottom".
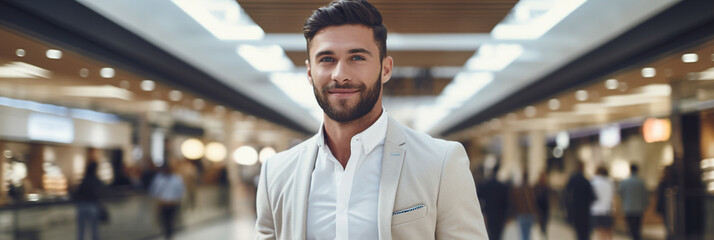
[
  {"left": 255, "top": 160, "right": 276, "bottom": 240},
  {"left": 435, "top": 142, "right": 489, "bottom": 239}
]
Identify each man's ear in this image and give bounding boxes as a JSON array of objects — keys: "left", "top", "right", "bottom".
[
  {"left": 381, "top": 56, "right": 393, "bottom": 84},
  {"left": 305, "top": 59, "right": 313, "bottom": 85}
]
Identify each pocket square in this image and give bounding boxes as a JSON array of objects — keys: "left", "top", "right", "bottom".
[{"left": 392, "top": 204, "right": 424, "bottom": 215}]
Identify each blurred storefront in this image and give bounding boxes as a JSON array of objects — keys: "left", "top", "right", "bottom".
[
  {"left": 455, "top": 33, "right": 714, "bottom": 239},
  {"left": 0, "top": 24, "right": 305, "bottom": 239}
]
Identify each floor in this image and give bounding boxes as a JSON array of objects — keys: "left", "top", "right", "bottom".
[{"left": 160, "top": 214, "right": 667, "bottom": 240}]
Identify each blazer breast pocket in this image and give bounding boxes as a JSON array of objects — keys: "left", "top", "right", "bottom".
[{"left": 391, "top": 204, "right": 428, "bottom": 226}]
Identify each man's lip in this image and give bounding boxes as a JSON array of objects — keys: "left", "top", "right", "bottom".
[{"left": 328, "top": 89, "right": 359, "bottom": 93}]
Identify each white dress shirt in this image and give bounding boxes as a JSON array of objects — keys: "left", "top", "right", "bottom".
[
  {"left": 590, "top": 175, "right": 614, "bottom": 215},
  {"left": 306, "top": 110, "right": 387, "bottom": 240}
]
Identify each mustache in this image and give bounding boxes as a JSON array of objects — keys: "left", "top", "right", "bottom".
[{"left": 322, "top": 82, "right": 366, "bottom": 91}]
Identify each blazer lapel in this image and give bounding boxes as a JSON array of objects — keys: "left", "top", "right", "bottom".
[
  {"left": 292, "top": 136, "right": 318, "bottom": 239},
  {"left": 377, "top": 117, "right": 407, "bottom": 239}
]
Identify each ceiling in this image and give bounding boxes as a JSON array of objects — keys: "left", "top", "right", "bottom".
[
  {"left": 240, "top": 0, "right": 517, "bottom": 34},
  {"left": 0, "top": 26, "right": 303, "bottom": 144},
  {"left": 0, "top": 27, "right": 223, "bottom": 121},
  {"left": 4, "top": 0, "right": 687, "bottom": 136},
  {"left": 452, "top": 36, "right": 714, "bottom": 141}
]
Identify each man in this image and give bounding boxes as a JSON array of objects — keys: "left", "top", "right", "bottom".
[
  {"left": 618, "top": 164, "right": 650, "bottom": 240},
  {"left": 255, "top": 0, "right": 487, "bottom": 239},
  {"left": 591, "top": 166, "right": 615, "bottom": 240},
  {"left": 563, "top": 161, "right": 595, "bottom": 240},
  {"left": 149, "top": 164, "right": 185, "bottom": 240}
]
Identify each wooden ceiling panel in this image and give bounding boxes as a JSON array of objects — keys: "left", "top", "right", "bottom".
[
  {"left": 238, "top": 0, "right": 517, "bottom": 33},
  {"left": 285, "top": 50, "right": 473, "bottom": 67}
]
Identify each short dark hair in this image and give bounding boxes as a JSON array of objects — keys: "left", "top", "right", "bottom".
[
  {"left": 630, "top": 164, "right": 639, "bottom": 174},
  {"left": 596, "top": 166, "right": 608, "bottom": 176},
  {"left": 303, "top": 0, "right": 387, "bottom": 61}
]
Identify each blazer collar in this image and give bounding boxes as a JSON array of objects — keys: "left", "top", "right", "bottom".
[
  {"left": 294, "top": 117, "right": 407, "bottom": 239},
  {"left": 377, "top": 116, "right": 407, "bottom": 239}
]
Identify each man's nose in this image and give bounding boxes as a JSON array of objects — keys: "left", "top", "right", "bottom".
[{"left": 331, "top": 61, "right": 351, "bottom": 82}]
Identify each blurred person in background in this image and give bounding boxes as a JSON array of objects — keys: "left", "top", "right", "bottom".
[
  {"left": 176, "top": 158, "right": 197, "bottom": 210},
  {"left": 591, "top": 166, "right": 615, "bottom": 240},
  {"left": 618, "top": 164, "right": 649, "bottom": 240},
  {"left": 477, "top": 164, "right": 510, "bottom": 240},
  {"left": 149, "top": 164, "right": 185, "bottom": 240},
  {"left": 255, "top": 0, "right": 487, "bottom": 239},
  {"left": 511, "top": 170, "right": 538, "bottom": 240},
  {"left": 7, "top": 157, "right": 32, "bottom": 203},
  {"left": 563, "top": 161, "right": 596, "bottom": 240},
  {"left": 73, "top": 151, "right": 105, "bottom": 240},
  {"left": 534, "top": 171, "right": 551, "bottom": 239}
]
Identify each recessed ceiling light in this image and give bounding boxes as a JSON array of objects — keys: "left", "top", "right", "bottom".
[
  {"left": 575, "top": 90, "right": 588, "bottom": 101},
  {"left": 119, "top": 80, "right": 130, "bottom": 89},
  {"left": 682, "top": 53, "right": 698, "bottom": 63},
  {"left": 605, "top": 79, "right": 618, "bottom": 89},
  {"left": 525, "top": 106, "right": 536, "bottom": 117},
  {"left": 79, "top": 68, "right": 89, "bottom": 77},
  {"left": 618, "top": 82, "right": 628, "bottom": 92},
  {"left": 193, "top": 98, "right": 205, "bottom": 110},
  {"left": 100, "top": 67, "right": 115, "bottom": 78},
  {"left": 169, "top": 90, "right": 182, "bottom": 101},
  {"left": 46, "top": 49, "right": 62, "bottom": 59},
  {"left": 15, "top": 49, "right": 25, "bottom": 57},
  {"left": 548, "top": 99, "right": 560, "bottom": 110},
  {"left": 641, "top": 67, "right": 656, "bottom": 78},
  {"left": 141, "top": 80, "right": 155, "bottom": 91}
]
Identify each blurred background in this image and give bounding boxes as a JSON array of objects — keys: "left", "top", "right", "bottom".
[{"left": 0, "top": 0, "right": 713, "bottom": 239}]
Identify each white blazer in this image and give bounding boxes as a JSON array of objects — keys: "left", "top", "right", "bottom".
[{"left": 255, "top": 117, "right": 488, "bottom": 239}]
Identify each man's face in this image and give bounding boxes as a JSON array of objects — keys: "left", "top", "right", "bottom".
[{"left": 306, "top": 24, "right": 392, "bottom": 123}]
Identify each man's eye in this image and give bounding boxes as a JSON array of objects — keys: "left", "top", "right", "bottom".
[
  {"left": 319, "top": 57, "right": 334, "bottom": 62},
  {"left": 351, "top": 56, "right": 365, "bottom": 61}
]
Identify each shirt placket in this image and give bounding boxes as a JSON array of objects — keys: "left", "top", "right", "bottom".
[{"left": 335, "top": 137, "right": 363, "bottom": 240}]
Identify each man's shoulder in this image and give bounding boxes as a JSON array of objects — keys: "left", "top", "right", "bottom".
[
  {"left": 392, "top": 121, "right": 467, "bottom": 171},
  {"left": 396, "top": 121, "right": 457, "bottom": 150}
]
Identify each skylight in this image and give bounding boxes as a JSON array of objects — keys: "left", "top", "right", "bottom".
[
  {"left": 172, "top": 0, "right": 264, "bottom": 40},
  {"left": 415, "top": 72, "right": 493, "bottom": 132},
  {"left": 491, "top": 0, "right": 587, "bottom": 40},
  {"left": 238, "top": 45, "right": 294, "bottom": 72},
  {"left": 466, "top": 44, "right": 523, "bottom": 71}
]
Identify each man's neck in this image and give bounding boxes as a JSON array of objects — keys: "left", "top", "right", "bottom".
[{"left": 323, "top": 106, "right": 383, "bottom": 168}]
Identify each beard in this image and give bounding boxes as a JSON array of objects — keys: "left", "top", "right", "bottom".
[{"left": 313, "top": 72, "right": 382, "bottom": 123}]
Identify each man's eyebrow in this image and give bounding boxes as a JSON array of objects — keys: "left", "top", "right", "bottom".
[
  {"left": 314, "top": 50, "right": 334, "bottom": 59},
  {"left": 349, "top": 48, "right": 372, "bottom": 56}
]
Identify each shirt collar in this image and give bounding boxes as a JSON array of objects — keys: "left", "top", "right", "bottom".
[{"left": 316, "top": 109, "right": 388, "bottom": 154}]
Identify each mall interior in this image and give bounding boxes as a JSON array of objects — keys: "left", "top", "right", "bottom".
[{"left": 0, "top": 0, "right": 713, "bottom": 239}]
